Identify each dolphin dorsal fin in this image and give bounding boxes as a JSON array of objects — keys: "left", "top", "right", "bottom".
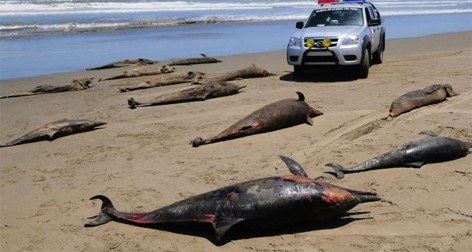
[
  {"left": 296, "top": 92, "right": 305, "bottom": 102},
  {"left": 279, "top": 155, "right": 308, "bottom": 177}
]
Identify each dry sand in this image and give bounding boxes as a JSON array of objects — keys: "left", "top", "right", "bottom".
[{"left": 1, "top": 32, "right": 471, "bottom": 251}]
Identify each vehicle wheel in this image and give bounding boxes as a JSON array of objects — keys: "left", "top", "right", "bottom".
[
  {"left": 373, "top": 36, "right": 384, "bottom": 64},
  {"left": 293, "top": 65, "right": 304, "bottom": 77},
  {"left": 357, "top": 47, "right": 370, "bottom": 79}
]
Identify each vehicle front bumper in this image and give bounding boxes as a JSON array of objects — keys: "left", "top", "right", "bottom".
[{"left": 287, "top": 43, "right": 363, "bottom": 66}]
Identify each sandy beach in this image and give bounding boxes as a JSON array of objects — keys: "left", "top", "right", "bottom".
[{"left": 1, "top": 31, "right": 471, "bottom": 251}]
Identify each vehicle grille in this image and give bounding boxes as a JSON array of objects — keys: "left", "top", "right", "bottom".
[
  {"left": 304, "top": 55, "right": 336, "bottom": 63},
  {"left": 303, "top": 50, "right": 337, "bottom": 64},
  {"left": 304, "top": 38, "right": 338, "bottom": 48}
]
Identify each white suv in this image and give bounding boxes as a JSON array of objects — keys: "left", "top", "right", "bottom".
[{"left": 286, "top": 0, "right": 385, "bottom": 78}]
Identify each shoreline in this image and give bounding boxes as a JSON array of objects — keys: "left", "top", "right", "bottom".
[
  {"left": 1, "top": 30, "right": 471, "bottom": 84},
  {"left": 1, "top": 31, "right": 472, "bottom": 251}
]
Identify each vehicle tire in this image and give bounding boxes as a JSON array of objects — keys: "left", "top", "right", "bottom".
[
  {"left": 293, "top": 65, "right": 304, "bottom": 77},
  {"left": 357, "top": 47, "right": 370, "bottom": 79},
  {"left": 372, "top": 36, "right": 384, "bottom": 64}
]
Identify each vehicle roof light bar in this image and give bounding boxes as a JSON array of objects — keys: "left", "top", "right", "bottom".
[{"left": 318, "top": 0, "right": 366, "bottom": 4}]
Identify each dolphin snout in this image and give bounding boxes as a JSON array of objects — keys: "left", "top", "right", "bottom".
[{"left": 94, "top": 121, "right": 107, "bottom": 127}]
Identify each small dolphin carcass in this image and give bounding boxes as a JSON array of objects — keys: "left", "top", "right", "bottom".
[
  {"left": 326, "top": 131, "right": 470, "bottom": 179},
  {"left": 99, "top": 65, "right": 174, "bottom": 81},
  {"left": 386, "top": 84, "right": 458, "bottom": 119},
  {"left": 191, "top": 92, "right": 323, "bottom": 147},
  {"left": 203, "top": 64, "right": 274, "bottom": 83},
  {"left": 127, "top": 82, "right": 245, "bottom": 109},
  {"left": 85, "top": 155, "right": 380, "bottom": 240},
  {"left": 0, "top": 78, "right": 93, "bottom": 99},
  {"left": 0, "top": 119, "right": 106, "bottom": 147},
  {"left": 86, "top": 58, "right": 157, "bottom": 70},
  {"left": 119, "top": 71, "right": 205, "bottom": 92},
  {"left": 168, "top": 55, "right": 221, "bottom": 66}
]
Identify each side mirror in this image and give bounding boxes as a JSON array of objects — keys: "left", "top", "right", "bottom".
[
  {"left": 368, "top": 18, "right": 381, "bottom": 26},
  {"left": 296, "top": 21, "right": 304, "bottom": 29}
]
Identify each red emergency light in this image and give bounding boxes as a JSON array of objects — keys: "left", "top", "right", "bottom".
[{"left": 318, "top": 0, "right": 365, "bottom": 4}]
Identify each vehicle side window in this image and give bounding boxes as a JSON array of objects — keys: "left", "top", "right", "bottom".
[
  {"left": 366, "top": 6, "right": 377, "bottom": 20},
  {"left": 370, "top": 3, "right": 381, "bottom": 18},
  {"left": 372, "top": 6, "right": 381, "bottom": 18}
]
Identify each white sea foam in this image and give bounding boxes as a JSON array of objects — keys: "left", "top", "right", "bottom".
[
  {"left": 1, "top": 0, "right": 471, "bottom": 39},
  {"left": 2, "top": 0, "right": 471, "bottom": 16},
  {"left": 0, "top": 1, "right": 316, "bottom": 16}
]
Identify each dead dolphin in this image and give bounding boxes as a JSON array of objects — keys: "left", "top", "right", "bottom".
[
  {"left": 204, "top": 64, "right": 274, "bottom": 83},
  {"left": 86, "top": 58, "right": 157, "bottom": 70},
  {"left": 119, "top": 71, "right": 205, "bottom": 92},
  {"left": 99, "top": 65, "right": 174, "bottom": 81},
  {"left": 191, "top": 92, "right": 323, "bottom": 147},
  {"left": 0, "top": 119, "right": 106, "bottom": 147},
  {"left": 168, "top": 56, "right": 221, "bottom": 66},
  {"left": 0, "top": 78, "right": 93, "bottom": 99},
  {"left": 127, "top": 82, "right": 245, "bottom": 109},
  {"left": 326, "top": 131, "right": 470, "bottom": 179},
  {"left": 386, "top": 84, "right": 458, "bottom": 119},
  {"left": 85, "top": 155, "right": 380, "bottom": 240}
]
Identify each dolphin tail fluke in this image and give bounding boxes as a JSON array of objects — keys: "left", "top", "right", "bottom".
[
  {"left": 325, "top": 163, "right": 345, "bottom": 179},
  {"left": 191, "top": 137, "right": 205, "bottom": 147},
  {"left": 85, "top": 212, "right": 113, "bottom": 227},
  {"left": 128, "top": 98, "right": 140, "bottom": 109},
  {"left": 85, "top": 195, "right": 115, "bottom": 227}
]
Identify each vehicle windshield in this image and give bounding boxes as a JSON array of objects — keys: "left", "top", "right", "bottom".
[{"left": 306, "top": 8, "right": 363, "bottom": 27}]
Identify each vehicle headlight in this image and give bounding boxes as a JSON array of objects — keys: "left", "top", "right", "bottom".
[
  {"left": 288, "top": 37, "right": 301, "bottom": 47},
  {"left": 342, "top": 36, "right": 360, "bottom": 46}
]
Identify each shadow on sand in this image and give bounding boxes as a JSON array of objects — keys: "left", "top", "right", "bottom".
[
  {"left": 280, "top": 66, "right": 359, "bottom": 83},
  {"left": 108, "top": 213, "right": 373, "bottom": 246}
]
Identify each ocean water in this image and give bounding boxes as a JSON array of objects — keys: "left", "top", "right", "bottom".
[
  {"left": 0, "top": 0, "right": 471, "bottom": 80},
  {"left": 1, "top": 0, "right": 472, "bottom": 39}
]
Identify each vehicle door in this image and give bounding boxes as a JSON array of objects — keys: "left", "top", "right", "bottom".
[{"left": 365, "top": 5, "right": 381, "bottom": 51}]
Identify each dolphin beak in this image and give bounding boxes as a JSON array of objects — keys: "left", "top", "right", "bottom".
[
  {"left": 94, "top": 122, "right": 107, "bottom": 128},
  {"left": 310, "top": 107, "right": 324, "bottom": 117}
]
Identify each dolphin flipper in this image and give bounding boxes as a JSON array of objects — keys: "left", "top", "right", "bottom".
[
  {"left": 212, "top": 217, "right": 244, "bottom": 241},
  {"left": 419, "top": 131, "right": 438, "bottom": 137},
  {"left": 403, "top": 161, "right": 424, "bottom": 168},
  {"left": 85, "top": 212, "right": 113, "bottom": 227}
]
